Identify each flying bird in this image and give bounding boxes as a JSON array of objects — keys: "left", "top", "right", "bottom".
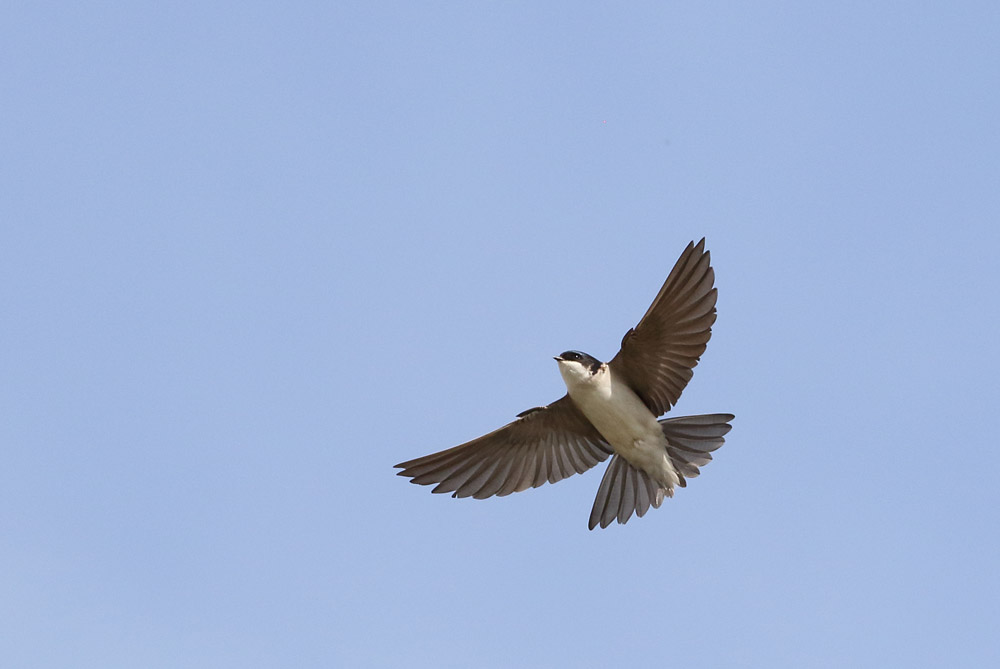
[{"left": 395, "top": 239, "right": 733, "bottom": 529}]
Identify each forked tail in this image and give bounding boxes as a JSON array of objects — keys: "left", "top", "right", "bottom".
[{"left": 588, "top": 413, "right": 734, "bottom": 530}]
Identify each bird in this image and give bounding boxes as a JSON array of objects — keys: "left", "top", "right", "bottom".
[{"left": 394, "top": 238, "right": 733, "bottom": 530}]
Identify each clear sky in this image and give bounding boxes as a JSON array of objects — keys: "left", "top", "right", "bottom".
[{"left": 3, "top": 2, "right": 999, "bottom": 667}]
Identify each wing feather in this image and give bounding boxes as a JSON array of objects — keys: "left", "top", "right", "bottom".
[
  {"left": 395, "top": 395, "right": 613, "bottom": 500},
  {"left": 609, "top": 238, "right": 719, "bottom": 416}
]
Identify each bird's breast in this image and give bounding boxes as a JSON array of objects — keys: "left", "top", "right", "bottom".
[
  {"left": 565, "top": 366, "right": 678, "bottom": 487},
  {"left": 566, "top": 368, "right": 664, "bottom": 451}
]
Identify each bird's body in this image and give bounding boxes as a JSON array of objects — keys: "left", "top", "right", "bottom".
[
  {"left": 395, "top": 238, "right": 733, "bottom": 529},
  {"left": 557, "top": 357, "right": 680, "bottom": 493}
]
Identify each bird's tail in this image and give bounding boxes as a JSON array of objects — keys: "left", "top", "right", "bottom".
[
  {"left": 660, "top": 413, "right": 734, "bottom": 488},
  {"left": 587, "top": 413, "right": 733, "bottom": 530},
  {"left": 588, "top": 454, "right": 665, "bottom": 530}
]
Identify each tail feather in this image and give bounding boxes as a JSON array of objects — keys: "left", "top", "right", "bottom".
[
  {"left": 660, "top": 413, "right": 734, "bottom": 487},
  {"left": 587, "top": 413, "right": 734, "bottom": 529},
  {"left": 588, "top": 455, "right": 666, "bottom": 530}
]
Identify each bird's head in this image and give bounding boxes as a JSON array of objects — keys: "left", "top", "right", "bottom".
[{"left": 554, "top": 350, "right": 604, "bottom": 384}]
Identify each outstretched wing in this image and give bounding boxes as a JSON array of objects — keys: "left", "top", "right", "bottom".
[
  {"left": 609, "top": 238, "right": 718, "bottom": 416},
  {"left": 395, "top": 396, "right": 612, "bottom": 499}
]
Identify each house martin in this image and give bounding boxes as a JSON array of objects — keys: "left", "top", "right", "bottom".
[{"left": 395, "top": 238, "right": 733, "bottom": 529}]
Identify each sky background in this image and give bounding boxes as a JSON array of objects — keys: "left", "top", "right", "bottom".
[{"left": 2, "top": 2, "right": 999, "bottom": 667}]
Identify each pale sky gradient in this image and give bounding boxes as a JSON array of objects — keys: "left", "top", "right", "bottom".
[{"left": 3, "top": 2, "right": 999, "bottom": 667}]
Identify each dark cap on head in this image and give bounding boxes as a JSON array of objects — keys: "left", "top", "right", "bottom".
[{"left": 555, "top": 350, "right": 602, "bottom": 373}]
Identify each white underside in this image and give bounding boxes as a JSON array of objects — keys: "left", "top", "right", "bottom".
[{"left": 559, "top": 362, "right": 679, "bottom": 489}]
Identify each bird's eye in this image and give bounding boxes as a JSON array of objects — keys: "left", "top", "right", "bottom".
[{"left": 561, "top": 351, "right": 580, "bottom": 361}]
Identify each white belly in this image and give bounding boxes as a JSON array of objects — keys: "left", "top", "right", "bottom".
[{"left": 562, "top": 366, "right": 678, "bottom": 487}]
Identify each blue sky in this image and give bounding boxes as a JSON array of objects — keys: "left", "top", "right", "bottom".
[{"left": 3, "top": 2, "right": 999, "bottom": 667}]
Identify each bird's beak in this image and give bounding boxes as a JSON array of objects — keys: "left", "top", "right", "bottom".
[{"left": 553, "top": 356, "right": 563, "bottom": 362}]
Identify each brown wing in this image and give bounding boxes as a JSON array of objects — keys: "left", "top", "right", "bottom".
[
  {"left": 609, "top": 238, "right": 718, "bottom": 416},
  {"left": 394, "top": 396, "right": 612, "bottom": 499}
]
